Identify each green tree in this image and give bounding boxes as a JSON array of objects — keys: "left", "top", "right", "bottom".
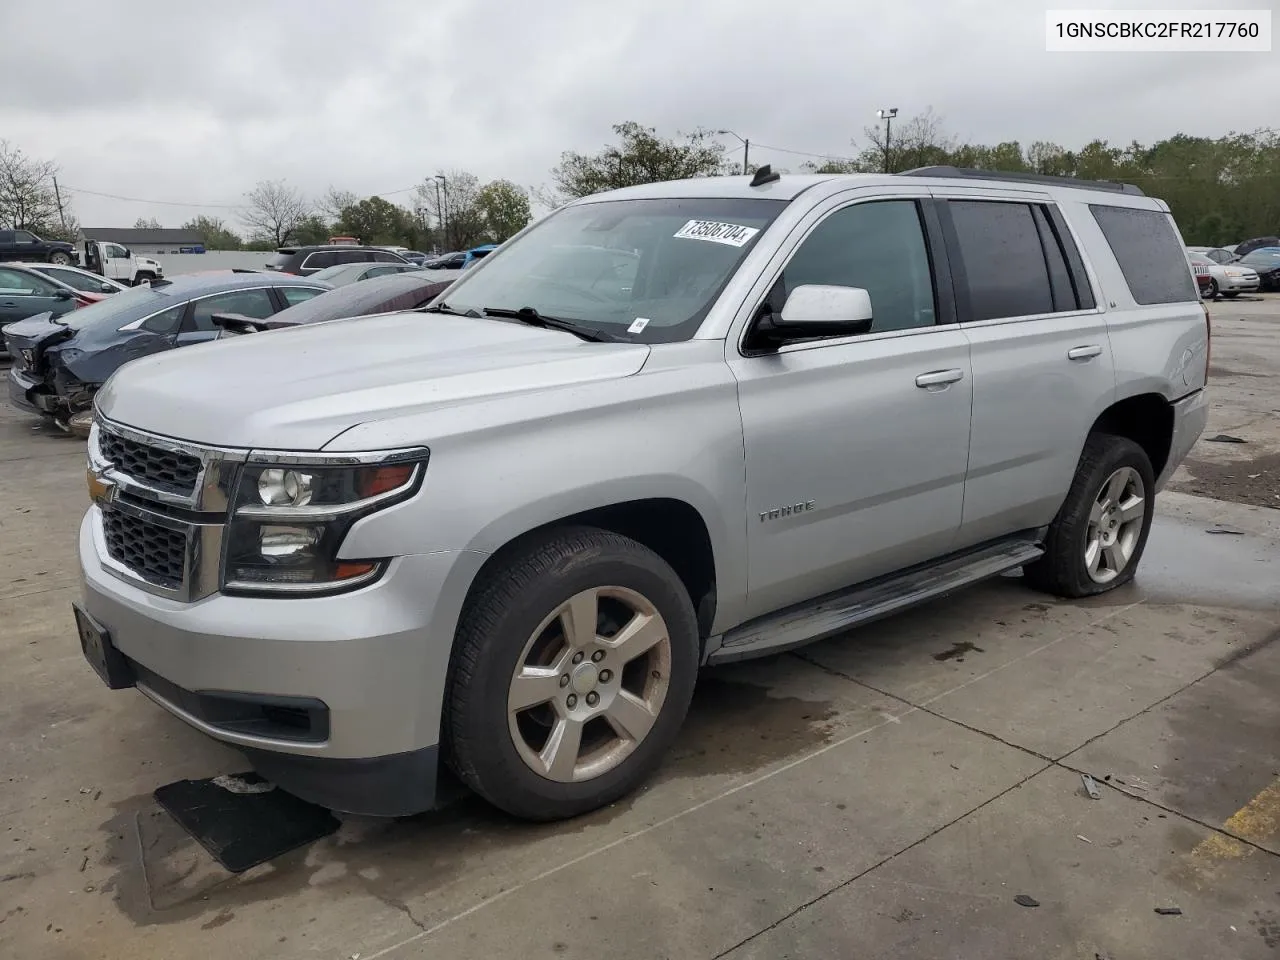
[
  {"left": 475, "top": 180, "right": 531, "bottom": 241},
  {"left": 550, "top": 122, "right": 729, "bottom": 199},
  {"left": 292, "top": 215, "right": 333, "bottom": 246},
  {"left": 181, "top": 215, "right": 242, "bottom": 250},
  {"left": 335, "top": 196, "right": 414, "bottom": 245}
]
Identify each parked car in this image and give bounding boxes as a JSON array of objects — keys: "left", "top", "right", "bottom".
[
  {"left": 1187, "top": 252, "right": 1259, "bottom": 299},
  {"left": 0, "top": 228, "right": 77, "bottom": 265},
  {"left": 1234, "top": 236, "right": 1280, "bottom": 257},
  {"left": 27, "top": 264, "right": 130, "bottom": 297},
  {"left": 304, "top": 260, "right": 427, "bottom": 287},
  {"left": 74, "top": 167, "right": 1207, "bottom": 822},
  {"left": 5, "top": 272, "right": 328, "bottom": 432},
  {"left": 1189, "top": 257, "right": 1214, "bottom": 298},
  {"left": 213, "top": 270, "right": 457, "bottom": 336},
  {"left": 1187, "top": 246, "right": 1240, "bottom": 265},
  {"left": 423, "top": 244, "right": 500, "bottom": 270},
  {"left": 0, "top": 263, "right": 99, "bottom": 358},
  {"left": 264, "top": 245, "right": 410, "bottom": 276},
  {"left": 1237, "top": 247, "right": 1280, "bottom": 291},
  {"left": 399, "top": 251, "right": 429, "bottom": 266}
]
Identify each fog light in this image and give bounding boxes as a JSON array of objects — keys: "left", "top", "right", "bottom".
[
  {"left": 257, "top": 468, "right": 314, "bottom": 506},
  {"left": 259, "top": 525, "right": 319, "bottom": 559}
]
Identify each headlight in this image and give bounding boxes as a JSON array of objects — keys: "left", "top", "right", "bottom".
[
  {"left": 223, "top": 450, "right": 428, "bottom": 596},
  {"left": 1226, "top": 270, "right": 1243, "bottom": 277}
]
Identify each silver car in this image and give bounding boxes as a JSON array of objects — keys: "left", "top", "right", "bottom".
[
  {"left": 1188, "top": 251, "right": 1260, "bottom": 298},
  {"left": 76, "top": 167, "right": 1208, "bottom": 821}
]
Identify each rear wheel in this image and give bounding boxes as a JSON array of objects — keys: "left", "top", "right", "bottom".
[
  {"left": 446, "top": 527, "right": 699, "bottom": 821},
  {"left": 1024, "top": 433, "right": 1155, "bottom": 598},
  {"left": 48, "top": 251, "right": 73, "bottom": 266}
]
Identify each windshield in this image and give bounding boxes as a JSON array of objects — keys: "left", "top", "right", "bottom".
[
  {"left": 1240, "top": 250, "right": 1280, "bottom": 267},
  {"left": 59, "top": 284, "right": 169, "bottom": 330},
  {"left": 438, "top": 197, "right": 786, "bottom": 343}
]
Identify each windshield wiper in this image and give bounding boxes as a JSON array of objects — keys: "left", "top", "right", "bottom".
[
  {"left": 420, "top": 301, "right": 482, "bottom": 318},
  {"left": 482, "top": 306, "right": 618, "bottom": 343}
]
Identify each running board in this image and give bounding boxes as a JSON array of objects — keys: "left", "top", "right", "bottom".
[{"left": 706, "top": 537, "right": 1045, "bottom": 665}]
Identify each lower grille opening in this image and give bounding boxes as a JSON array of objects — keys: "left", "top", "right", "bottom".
[{"left": 132, "top": 661, "right": 330, "bottom": 744}]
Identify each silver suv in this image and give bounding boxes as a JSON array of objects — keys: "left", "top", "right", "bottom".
[{"left": 75, "top": 166, "right": 1209, "bottom": 821}]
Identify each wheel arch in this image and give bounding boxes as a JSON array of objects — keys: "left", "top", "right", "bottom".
[{"left": 1088, "top": 391, "right": 1175, "bottom": 479}]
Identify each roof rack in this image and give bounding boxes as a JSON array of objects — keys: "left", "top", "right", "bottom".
[{"left": 899, "top": 165, "right": 1144, "bottom": 196}]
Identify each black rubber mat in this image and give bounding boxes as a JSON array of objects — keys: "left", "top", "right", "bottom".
[{"left": 154, "top": 772, "right": 340, "bottom": 873}]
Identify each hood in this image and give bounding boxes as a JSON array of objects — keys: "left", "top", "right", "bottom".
[
  {"left": 1, "top": 312, "right": 72, "bottom": 352},
  {"left": 95, "top": 311, "right": 651, "bottom": 450}
]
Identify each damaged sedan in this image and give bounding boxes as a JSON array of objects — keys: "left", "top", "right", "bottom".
[{"left": 4, "top": 272, "right": 329, "bottom": 434}]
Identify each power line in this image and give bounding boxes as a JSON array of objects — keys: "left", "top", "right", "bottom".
[
  {"left": 748, "top": 141, "right": 858, "bottom": 163},
  {"left": 61, "top": 183, "right": 423, "bottom": 210}
]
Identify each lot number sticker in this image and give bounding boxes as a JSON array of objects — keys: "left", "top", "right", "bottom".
[{"left": 673, "top": 220, "right": 760, "bottom": 247}]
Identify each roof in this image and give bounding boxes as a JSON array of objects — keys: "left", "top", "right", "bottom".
[
  {"left": 142, "top": 271, "right": 329, "bottom": 295},
  {"left": 79, "top": 228, "right": 206, "bottom": 245},
  {"left": 575, "top": 174, "right": 837, "bottom": 203}
]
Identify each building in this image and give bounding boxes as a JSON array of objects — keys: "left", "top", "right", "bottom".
[{"left": 77, "top": 227, "right": 207, "bottom": 256}]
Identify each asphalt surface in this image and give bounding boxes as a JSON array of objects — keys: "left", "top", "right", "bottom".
[{"left": 1, "top": 297, "right": 1278, "bottom": 960}]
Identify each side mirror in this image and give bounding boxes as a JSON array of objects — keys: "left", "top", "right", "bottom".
[
  {"left": 53, "top": 288, "right": 74, "bottom": 301},
  {"left": 122, "top": 248, "right": 132, "bottom": 258},
  {"left": 780, "top": 283, "right": 873, "bottom": 333},
  {"left": 100, "top": 283, "right": 115, "bottom": 293}
]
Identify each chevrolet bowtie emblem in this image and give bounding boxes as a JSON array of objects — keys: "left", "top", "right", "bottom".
[{"left": 86, "top": 467, "right": 115, "bottom": 505}]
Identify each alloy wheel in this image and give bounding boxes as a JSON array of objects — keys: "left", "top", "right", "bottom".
[{"left": 1084, "top": 466, "right": 1146, "bottom": 584}]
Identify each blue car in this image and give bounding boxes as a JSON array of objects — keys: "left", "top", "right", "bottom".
[
  {"left": 423, "top": 243, "right": 501, "bottom": 270},
  {"left": 5, "top": 271, "right": 329, "bottom": 431}
]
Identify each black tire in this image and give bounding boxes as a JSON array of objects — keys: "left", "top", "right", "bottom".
[
  {"left": 445, "top": 526, "right": 699, "bottom": 821},
  {"left": 133, "top": 273, "right": 156, "bottom": 286},
  {"left": 48, "top": 251, "right": 73, "bottom": 266},
  {"left": 1206, "top": 278, "right": 1219, "bottom": 298},
  {"left": 1024, "top": 433, "right": 1155, "bottom": 599}
]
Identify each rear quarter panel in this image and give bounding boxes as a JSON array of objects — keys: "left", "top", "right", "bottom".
[{"left": 1060, "top": 197, "right": 1208, "bottom": 403}]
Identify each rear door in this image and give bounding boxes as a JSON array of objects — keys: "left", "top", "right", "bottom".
[
  {"left": 183, "top": 288, "right": 276, "bottom": 344},
  {"left": 931, "top": 189, "right": 1115, "bottom": 548},
  {"left": 11, "top": 230, "right": 41, "bottom": 262}
]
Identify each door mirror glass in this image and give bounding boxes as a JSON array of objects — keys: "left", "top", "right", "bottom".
[
  {"left": 53, "top": 288, "right": 74, "bottom": 301},
  {"left": 779, "top": 284, "right": 874, "bottom": 331}
]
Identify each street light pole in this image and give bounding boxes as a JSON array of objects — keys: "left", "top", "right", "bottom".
[
  {"left": 433, "top": 175, "right": 448, "bottom": 250},
  {"left": 716, "top": 129, "right": 750, "bottom": 175},
  {"left": 876, "top": 108, "right": 898, "bottom": 173}
]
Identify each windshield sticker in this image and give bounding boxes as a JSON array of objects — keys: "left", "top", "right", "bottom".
[
  {"left": 673, "top": 220, "right": 760, "bottom": 247},
  {"left": 627, "top": 317, "right": 650, "bottom": 335}
]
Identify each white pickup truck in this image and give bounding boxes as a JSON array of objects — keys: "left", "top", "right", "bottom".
[{"left": 80, "top": 240, "right": 164, "bottom": 286}]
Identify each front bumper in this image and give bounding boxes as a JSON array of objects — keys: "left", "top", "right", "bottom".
[
  {"left": 1156, "top": 388, "right": 1208, "bottom": 491},
  {"left": 79, "top": 507, "right": 485, "bottom": 815},
  {"left": 1220, "top": 274, "right": 1260, "bottom": 293},
  {"left": 7, "top": 366, "right": 47, "bottom": 414}
]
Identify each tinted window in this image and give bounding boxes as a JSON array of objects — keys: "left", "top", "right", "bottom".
[
  {"left": 191, "top": 289, "right": 275, "bottom": 331},
  {"left": 0, "top": 231, "right": 13, "bottom": 244},
  {"left": 0, "top": 268, "right": 58, "bottom": 295},
  {"left": 775, "top": 200, "right": 936, "bottom": 334},
  {"left": 1089, "top": 205, "right": 1197, "bottom": 305},
  {"left": 13, "top": 231, "right": 36, "bottom": 244},
  {"left": 1030, "top": 206, "right": 1076, "bottom": 312},
  {"left": 279, "top": 286, "right": 325, "bottom": 305},
  {"left": 369, "top": 251, "right": 403, "bottom": 263},
  {"left": 948, "top": 201, "right": 1054, "bottom": 321},
  {"left": 39, "top": 267, "right": 105, "bottom": 293},
  {"left": 141, "top": 304, "right": 186, "bottom": 334},
  {"left": 303, "top": 251, "right": 339, "bottom": 269}
]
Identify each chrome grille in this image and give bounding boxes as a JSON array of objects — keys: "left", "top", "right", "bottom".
[
  {"left": 101, "top": 508, "right": 187, "bottom": 589},
  {"left": 98, "top": 429, "right": 202, "bottom": 495}
]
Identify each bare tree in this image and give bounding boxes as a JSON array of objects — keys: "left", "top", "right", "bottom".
[
  {"left": 318, "top": 186, "right": 359, "bottom": 224},
  {"left": 241, "top": 179, "right": 310, "bottom": 247},
  {"left": 857, "top": 107, "right": 956, "bottom": 173},
  {"left": 0, "top": 140, "right": 62, "bottom": 230},
  {"left": 134, "top": 217, "right": 163, "bottom": 229},
  {"left": 413, "top": 170, "right": 486, "bottom": 250}
]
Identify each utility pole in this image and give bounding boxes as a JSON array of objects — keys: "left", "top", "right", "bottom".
[
  {"left": 877, "top": 108, "right": 898, "bottom": 174},
  {"left": 716, "top": 130, "right": 750, "bottom": 175},
  {"left": 52, "top": 176, "right": 68, "bottom": 232}
]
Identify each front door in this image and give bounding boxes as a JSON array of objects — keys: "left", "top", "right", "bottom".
[
  {"left": 727, "top": 197, "right": 973, "bottom": 619},
  {"left": 0, "top": 267, "right": 68, "bottom": 325},
  {"left": 102, "top": 243, "right": 132, "bottom": 282}
]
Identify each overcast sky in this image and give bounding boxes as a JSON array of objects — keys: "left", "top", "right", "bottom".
[{"left": 3, "top": 0, "right": 1275, "bottom": 231}]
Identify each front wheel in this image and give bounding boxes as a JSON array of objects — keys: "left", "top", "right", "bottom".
[
  {"left": 445, "top": 527, "right": 699, "bottom": 821},
  {"left": 48, "top": 251, "right": 73, "bottom": 266},
  {"left": 1206, "top": 278, "right": 1219, "bottom": 298},
  {"left": 133, "top": 272, "right": 156, "bottom": 286},
  {"left": 1024, "top": 433, "right": 1155, "bottom": 598}
]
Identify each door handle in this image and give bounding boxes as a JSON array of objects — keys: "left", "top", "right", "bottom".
[
  {"left": 915, "top": 368, "right": 964, "bottom": 388},
  {"left": 1067, "top": 344, "right": 1103, "bottom": 361}
]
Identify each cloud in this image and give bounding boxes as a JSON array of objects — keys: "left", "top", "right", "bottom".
[{"left": 3, "top": 0, "right": 1274, "bottom": 231}]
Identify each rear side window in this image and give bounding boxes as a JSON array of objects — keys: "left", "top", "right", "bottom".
[
  {"left": 1089, "top": 204, "right": 1197, "bottom": 305},
  {"left": 190, "top": 289, "right": 275, "bottom": 331},
  {"left": 303, "top": 251, "right": 338, "bottom": 269},
  {"left": 335, "top": 250, "right": 372, "bottom": 266},
  {"left": 369, "top": 251, "right": 402, "bottom": 263},
  {"left": 280, "top": 286, "right": 325, "bottom": 306},
  {"left": 948, "top": 201, "right": 1054, "bottom": 321}
]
